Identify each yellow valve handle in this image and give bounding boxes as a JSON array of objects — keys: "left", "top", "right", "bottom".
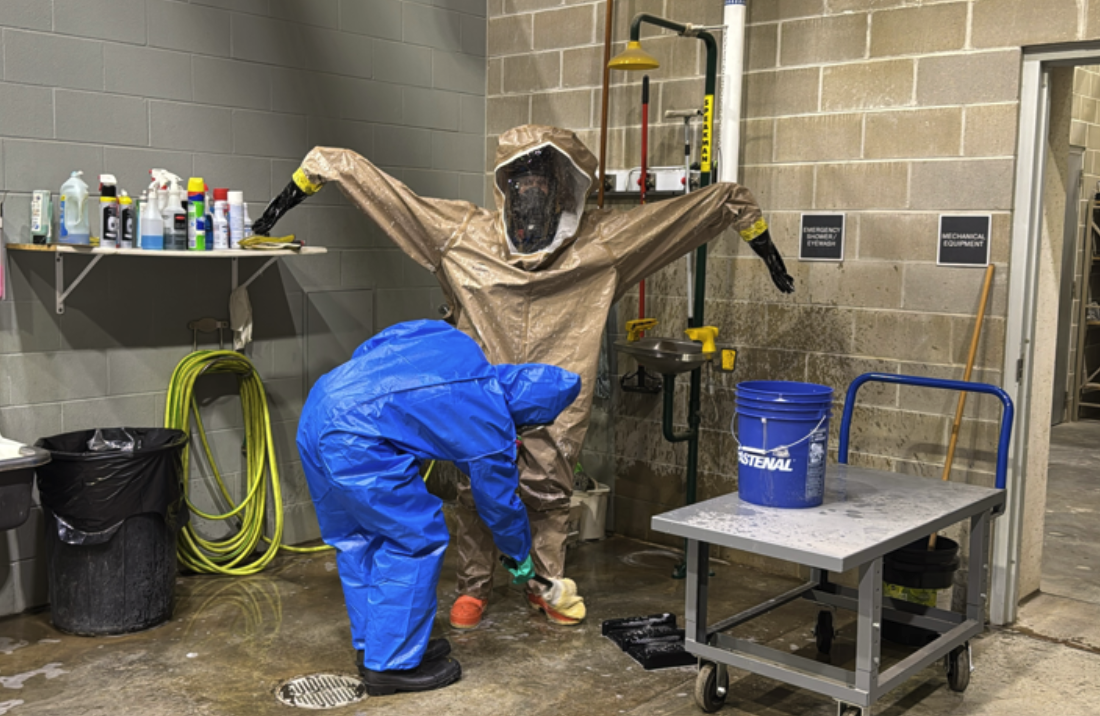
[
  {"left": 721, "top": 349, "right": 737, "bottom": 372},
  {"left": 684, "top": 326, "right": 719, "bottom": 353},
  {"left": 626, "top": 318, "right": 658, "bottom": 342}
]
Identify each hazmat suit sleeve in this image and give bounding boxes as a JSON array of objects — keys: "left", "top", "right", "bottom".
[
  {"left": 293, "top": 147, "right": 473, "bottom": 271},
  {"left": 595, "top": 181, "right": 772, "bottom": 298},
  {"left": 453, "top": 449, "right": 532, "bottom": 563}
]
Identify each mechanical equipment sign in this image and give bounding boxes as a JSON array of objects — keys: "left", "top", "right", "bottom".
[
  {"left": 799, "top": 213, "right": 845, "bottom": 261},
  {"left": 938, "top": 214, "right": 991, "bottom": 267}
]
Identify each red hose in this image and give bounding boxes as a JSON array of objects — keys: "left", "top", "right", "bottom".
[{"left": 639, "top": 76, "right": 650, "bottom": 325}]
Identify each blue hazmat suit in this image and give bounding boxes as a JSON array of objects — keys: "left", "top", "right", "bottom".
[{"left": 296, "top": 320, "right": 581, "bottom": 671}]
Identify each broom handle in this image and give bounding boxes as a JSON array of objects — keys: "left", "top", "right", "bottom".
[{"left": 930, "top": 264, "right": 995, "bottom": 550}]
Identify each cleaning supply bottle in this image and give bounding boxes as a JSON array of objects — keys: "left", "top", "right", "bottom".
[
  {"left": 243, "top": 203, "right": 254, "bottom": 240},
  {"left": 119, "top": 191, "right": 135, "bottom": 249},
  {"left": 59, "top": 171, "right": 91, "bottom": 245},
  {"left": 204, "top": 183, "right": 215, "bottom": 251},
  {"left": 187, "top": 177, "right": 205, "bottom": 250},
  {"left": 30, "top": 190, "right": 52, "bottom": 244},
  {"left": 228, "top": 191, "right": 245, "bottom": 249},
  {"left": 212, "top": 188, "right": 229, "bottom": 250},
  {"left": 165, "top": 202, "right": 188, "bottom": 251},
  {"left": 99, "top": 175, "right": 120, "bottom": 248},
  {"left": 140, "top": 198, "right": 164, "bottom": 250}
]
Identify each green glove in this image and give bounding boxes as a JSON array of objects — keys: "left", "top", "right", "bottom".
[{"left": 507, "top": 555, "right": 537, "bottom": 585}]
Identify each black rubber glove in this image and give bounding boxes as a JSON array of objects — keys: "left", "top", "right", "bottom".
[
  {"left": 749, "top": 230, "right": 795, "bottom": 294},
  {"left": 252, "top": 180, "right": 309, "bottom": 236}
]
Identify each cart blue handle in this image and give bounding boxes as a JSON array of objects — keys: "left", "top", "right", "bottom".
[{"left": 837, "top": 373, "right": 1014, "bottom": 490}]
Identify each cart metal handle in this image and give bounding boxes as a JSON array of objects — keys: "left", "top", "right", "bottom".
[{"left": 837, "top": 372, "right": 1014, "bottom": 490}]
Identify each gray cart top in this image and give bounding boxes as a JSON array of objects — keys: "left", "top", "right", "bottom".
[{"left": 651, "top": 465, "right": 1004, "bottom": 572}]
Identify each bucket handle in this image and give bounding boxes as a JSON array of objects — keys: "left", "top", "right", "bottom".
[{"left": 730, "top": 412, "right": 828, "bottom": 457}]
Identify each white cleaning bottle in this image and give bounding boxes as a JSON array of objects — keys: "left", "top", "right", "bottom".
[
  {"left": 59, "top": 171, "right": 90, "bottom": 245},
  {"left": 99, "top": 174, "right": 120, "bottom": 248},
  {"left": 228, "top": 191, "right": 244, "bottom": 249}
]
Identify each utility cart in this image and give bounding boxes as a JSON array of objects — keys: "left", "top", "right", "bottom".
[{"left": 651, "top": 373, "right": 1014, "bottom": 715}]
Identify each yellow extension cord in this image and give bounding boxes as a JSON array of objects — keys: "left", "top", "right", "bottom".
[{"left": 165, "top": 351, "right": 331, "bottom": 576}]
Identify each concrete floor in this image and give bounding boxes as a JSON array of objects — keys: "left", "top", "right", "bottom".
[
  {"left": 1038, "top": 421, "right": 1100, "bottom": 603},
  {"left": 0, "top": 510, "right": 1099, "bottom": 714}
]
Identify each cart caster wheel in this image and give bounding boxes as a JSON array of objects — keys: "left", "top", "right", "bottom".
[
  {"left": 839, "top": 707, "right": 862, "bottom": 716},
  {"left": 815, "top": 610, "right": 835, "bottom": 656},
  {"left": 946, "top": 642, "right": 971, "bottom": 692},
  {"left": 695, "top": 662, "right": 728, "bottom": 713}
]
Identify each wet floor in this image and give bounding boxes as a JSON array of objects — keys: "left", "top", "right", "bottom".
[{"left": 0, "top": 519, "right": 1097, "bottom": 714}]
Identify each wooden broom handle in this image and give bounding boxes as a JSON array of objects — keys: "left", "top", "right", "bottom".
[{"left": 930, "top": 264, "right": 995, "bottom": 550}]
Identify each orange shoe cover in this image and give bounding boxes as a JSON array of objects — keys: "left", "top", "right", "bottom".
[{"left": 449, "top": 595, "right": 488, "bottom": 629}]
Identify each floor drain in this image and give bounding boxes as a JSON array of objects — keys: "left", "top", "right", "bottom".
[{"left": 276, "top": 673, "right": 367, "bottom": 709}]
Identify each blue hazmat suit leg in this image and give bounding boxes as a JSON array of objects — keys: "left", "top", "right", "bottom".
[{"left": 308, "top": 435, "right": 449, "bottom": 672}]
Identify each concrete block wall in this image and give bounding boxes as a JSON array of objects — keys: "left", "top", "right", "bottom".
[
  {"left": 0, "top": 0, "right": 487, "bottom": 617},
  {"left": 1068, "top": 65, "right": 1100, "bottom": 421},
  {"left": 485, "top": 0, "right": 1100, "bottom": 579}
]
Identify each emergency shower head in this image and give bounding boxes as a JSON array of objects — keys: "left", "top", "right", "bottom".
[{"left": 609, "top": 41, "right": 661, "bottom": 71}]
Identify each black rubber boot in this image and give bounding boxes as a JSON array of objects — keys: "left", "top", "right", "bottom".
[
  {"left": 356, "top": 638, "right": 451, "bottom": 670},
  {"left": 359, "top": 656, "right": 462, "bottom": 696}
]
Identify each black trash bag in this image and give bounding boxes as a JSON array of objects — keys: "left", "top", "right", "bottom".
[{"left": 35, "top": 428, "right": 189, "bottom": 546}]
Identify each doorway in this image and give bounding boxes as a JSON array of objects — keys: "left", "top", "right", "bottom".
[{"left": 1006, "top": 46, "right": 1100, "bottom": 626}]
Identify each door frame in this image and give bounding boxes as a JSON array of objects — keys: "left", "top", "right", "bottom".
[{"left": 1002, "top": 41, "right": 1100, "bottom": 625}]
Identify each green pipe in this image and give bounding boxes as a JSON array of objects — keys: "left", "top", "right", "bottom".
[{"left": 630, "top": 14, "right": 719, "bottom": 515}]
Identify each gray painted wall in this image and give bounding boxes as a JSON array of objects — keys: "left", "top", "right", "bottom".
[{"left": 0, "top": 0, "right": 487, "bottom": 616}]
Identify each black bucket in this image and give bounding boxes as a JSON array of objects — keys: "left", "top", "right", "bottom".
[
  {"left": 882, "top": 536, "right": 959, "bottom": 647},
  {"left": 35, "top": 428, "right": 188, "bottom": 636}
]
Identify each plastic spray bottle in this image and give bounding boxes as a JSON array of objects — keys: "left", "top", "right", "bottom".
[
  {"left": 187, "top": 177, "right": 205, "bottom": 250},
  {"left": 243, "top": 203, "right": 254, "bottom": 240},
  {"left": 99, "top": 175, "right": 120, "bottom": 248},
  {"left": 59, "top": 171, "right": 90, "bottom": 245},
  {"left": 140, "top": 196, "right": 164, "bottom": 251},
  {"left": 119, "top": 192, "right": 135, "bottom": 249},
  {"left": 212, "top": 188, "right": 229, "bottom": 250}
]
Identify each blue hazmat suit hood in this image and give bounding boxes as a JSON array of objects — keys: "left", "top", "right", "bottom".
[{"left": 494, "top": 364, "right": 580, "bottom": 431}]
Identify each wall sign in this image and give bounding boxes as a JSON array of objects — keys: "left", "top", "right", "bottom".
[
  {"left": 799, "top": 213, "right": 845, "bottom": 262},
  {"left": 938, "top": 214, "right": 991, "bottom": 267}
]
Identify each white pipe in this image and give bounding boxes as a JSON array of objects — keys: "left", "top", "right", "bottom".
[{"left": 719, "top": 0, "right": 746, "bottom": 184}]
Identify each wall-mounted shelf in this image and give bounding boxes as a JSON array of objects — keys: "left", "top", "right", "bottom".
[{"left": 6, "top": 243, "right": 328, "bottom": 314}]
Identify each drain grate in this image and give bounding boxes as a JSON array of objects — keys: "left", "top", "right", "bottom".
[{"left": 276, "top": 673, "right": 367, "bottom": 709}]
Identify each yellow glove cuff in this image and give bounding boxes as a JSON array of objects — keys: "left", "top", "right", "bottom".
[
  {"left": 739, "top": 218, "right": 768, "bottom": 242},
  {"left": 292, "top": 168, "right": 323, "bottom": 196}
]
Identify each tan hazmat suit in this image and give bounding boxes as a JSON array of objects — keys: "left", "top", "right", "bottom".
[{"left": 291, "top": 125, "right": 770, "bottom": 601}]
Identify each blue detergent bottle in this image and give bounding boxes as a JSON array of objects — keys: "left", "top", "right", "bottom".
[{"left": 59, "top": 171, "right": 90, "bottom": 245}]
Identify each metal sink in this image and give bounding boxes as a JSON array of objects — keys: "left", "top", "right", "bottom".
[{"left": 614, "top": 337, "right": 714, "bottom": 375}]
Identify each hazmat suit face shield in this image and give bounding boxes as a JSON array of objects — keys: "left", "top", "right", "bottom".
[
  {"left": 493, "top": 364, "right": 581, "bottom": 433},
  {"left": 496, "top": 144, "right": 590, "bottom": 256}
]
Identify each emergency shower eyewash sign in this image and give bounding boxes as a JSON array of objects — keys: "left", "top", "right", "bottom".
[
  {"left": 799, "top": 213, "right": 844, "bottom": 261},
  {"left": 938, "top": 215, "right": 991, "bottom": 267}
]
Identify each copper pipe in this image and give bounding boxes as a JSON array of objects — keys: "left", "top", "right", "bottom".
[{"left": 597, "top": 0, "right": 615, "bottom": 208}]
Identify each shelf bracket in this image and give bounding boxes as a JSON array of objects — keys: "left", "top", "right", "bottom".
[
  {"left": 231, "top": 256, "right": 280, "bottom": 292},
  {"left": 55, "top": 252, "right": 105, "bottom": 315}
]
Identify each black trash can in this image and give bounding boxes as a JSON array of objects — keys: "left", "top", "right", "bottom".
[
  {"left": 35, "top": 428, "right": 189, "bottom": 636},
  {"left": 882, "top": 535, "right": 960, "bottom": 647}
]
